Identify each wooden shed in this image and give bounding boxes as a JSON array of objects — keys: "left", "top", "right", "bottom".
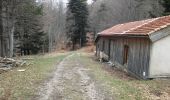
[{"left": 95, "top": 15, "right": 170, "bottom": 79}]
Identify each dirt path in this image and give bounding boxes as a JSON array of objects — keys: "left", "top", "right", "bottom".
[{"left": 37, "top": 53, "right": 114, "bottom": 100}]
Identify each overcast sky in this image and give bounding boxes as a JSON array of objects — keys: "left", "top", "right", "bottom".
[
  {"left": 37, "top": 0, "right": 93, "bottom": 6},
  {"left": 62, "top": 0, "right": 93, "bottom": 4}
]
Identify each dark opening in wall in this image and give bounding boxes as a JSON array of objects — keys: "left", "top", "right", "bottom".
[
  {"left": 102, "top": 40, "right": 105, "bottom": 51},
  {"left": 123, "top": 45, "right": 129, "bottom": 65}
]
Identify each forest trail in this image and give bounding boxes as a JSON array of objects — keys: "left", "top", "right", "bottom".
[{"left": 37, "top": 52, "right": 114, "bottom": 100}]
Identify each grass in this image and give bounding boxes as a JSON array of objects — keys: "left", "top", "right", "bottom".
[
  {"left": 0, "top": 53, "right": 68, "bottom": 100},
  {"left": 79, "top": 53, "right": 170, "bottom": 100},
  {"left": 0, "top": 51, "right": 169, "bottom": 100}
]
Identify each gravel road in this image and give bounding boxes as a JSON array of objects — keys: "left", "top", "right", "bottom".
[{"left": 37, "top": 53, "right": 114, "bottom": 100}]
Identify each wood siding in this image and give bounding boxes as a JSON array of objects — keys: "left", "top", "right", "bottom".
[{"left": 96, "top": 37, "right": 151, "bottom": 79}]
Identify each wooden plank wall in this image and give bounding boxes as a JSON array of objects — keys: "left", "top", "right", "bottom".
[
  {"left": 96, "top": 37, "right": 151, "bottom": 79},
  {"left": 127, "top": 38, "right": 151, "bottom": 79},
  {"left": 0, "top": 38, "right": 2, "bottom": 57},
  {"left": 103, "top": 39, "right": 109, "bottom": 55},
  {"left": 96, "top": 40, "right": 101, "bottom": 57}
]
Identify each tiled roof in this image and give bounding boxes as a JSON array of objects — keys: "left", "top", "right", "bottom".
[{"left": 98, "top": 15, "right": 170, "bottom": 36}]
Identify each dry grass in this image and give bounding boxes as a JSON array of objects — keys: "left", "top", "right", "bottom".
[
  {"left": 80, "top": 53, "right": 170, "bottom": 100},
  {"left": 79, "top": 45, "right": 95, "bottom": 53},
  {"left": 1, "top": 50, "right": 170, "bottom": 100},
  {"left": 0, "top": 53, "right": 67, "bottom": 100}
]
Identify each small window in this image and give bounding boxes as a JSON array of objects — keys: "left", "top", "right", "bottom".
[{"left": 123, "top": 45, "right": 129, "bottom": 65}]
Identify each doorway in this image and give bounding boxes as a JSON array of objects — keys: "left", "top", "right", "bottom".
[{"left": 123, "top": 45, "right": 129, "bottom": 65}]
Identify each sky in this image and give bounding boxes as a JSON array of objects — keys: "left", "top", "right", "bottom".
[
  {"left": 62, "top": 0, "right": 93, "bottom": 4},
  {"left": 36, "top": 0, "right": 93, "bottom": 6},
  {"left": 87, "top": 0, "right": 93, "bottom": 4}
]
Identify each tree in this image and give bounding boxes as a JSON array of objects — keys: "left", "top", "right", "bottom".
[
  {"left": 0, "top": 0, "right": 3, "bottom": 56},
  {"left": 0, "top": 0, "right": 18, "bottom": 57},
  {"left": 66, "top": 0, "right": 89, "bottom": 49},
  {"left": 42, "top": 0, "right": 67, "bottom": 52},
  {"left": 162, "top": 0, "right": 170, "bottom": 15},
  {"left": 14, "top": 0, "right": 45, "bottom": 55},
  {"left": 89, "top": 0, "right": 164, "bottom": 35},
  {"left": 89, "top": 2, "right": 109, "bottom": 33}
]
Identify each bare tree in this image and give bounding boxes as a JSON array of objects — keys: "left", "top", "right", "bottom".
[
  {"left": 0, "top": 0, "right": 3, "bottom": 56},
  {"left": 89, "top": 0, "right": 164, "bottom": 34},
  {"left": 0, "top": 0, "right": 18, "bottom": 57},
  {"left": 42, "top": 0, "right": 66, "bottom": 52}
]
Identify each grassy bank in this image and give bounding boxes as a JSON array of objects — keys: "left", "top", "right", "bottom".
[
  {"left": 80, "top": 53, "right": 170, "bottom": 100},
  {"left": 0, "top": 53, "right": 68, "bottom": 100}
]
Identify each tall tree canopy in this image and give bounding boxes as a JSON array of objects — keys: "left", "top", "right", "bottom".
[
  {"left": 0, "top": 0, "right": 45, "bottom": 57},
  {"left": 66, "top": 0, "right": 89, "bottom": 49},
  {"left": 14, "top": 0, "right": 44, "bottom": 54}
]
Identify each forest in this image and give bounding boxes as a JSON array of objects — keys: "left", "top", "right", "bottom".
[{"left": 0, "top": 0, "right": 169, "bottom": 57}]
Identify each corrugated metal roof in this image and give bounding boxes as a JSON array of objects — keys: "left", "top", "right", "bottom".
[{"left": 98, "top": 15, "right": 170, "bottom": 37}]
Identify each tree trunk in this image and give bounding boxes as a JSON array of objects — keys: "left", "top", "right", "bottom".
[
  {"left": 0, "top": 0, "right": 3, "bottom": 57},
  {"left": 9, "top": 26, "right": 14, "bottom": 57},
  {"left": 48, "top": 25, "right": 52, "bottom": 52},
  {"left": 80, "top": 34, "right": 82, "bottom": 48}
]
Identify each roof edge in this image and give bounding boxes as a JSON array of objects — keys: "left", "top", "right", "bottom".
[{"left": 95, "top": 33, "right": 149, "bottom": 43}]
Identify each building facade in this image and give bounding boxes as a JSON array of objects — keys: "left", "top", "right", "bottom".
[{"left": 95, "top": 15, "right": 170, "bottom": 79}]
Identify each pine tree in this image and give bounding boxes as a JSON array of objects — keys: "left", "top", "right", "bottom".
[
  {"left": 15, "top": 0, "right": 45, "bottom": 55},
  {"left": 66, "top": 0, "right": 88, "bottom": 49}
]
